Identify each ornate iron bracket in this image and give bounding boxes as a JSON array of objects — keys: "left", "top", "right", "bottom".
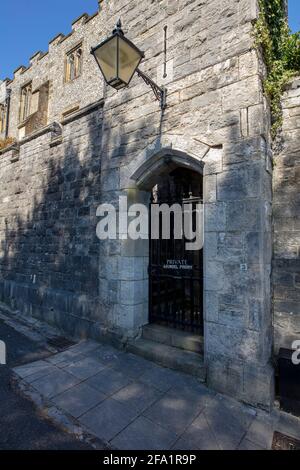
[{"left": 136, "top": 68, "right": 167, "bottom": 110}]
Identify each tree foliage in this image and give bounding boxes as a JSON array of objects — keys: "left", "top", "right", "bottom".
[{"left": 255, "top": 0, "right": 300, "bottom": 137}]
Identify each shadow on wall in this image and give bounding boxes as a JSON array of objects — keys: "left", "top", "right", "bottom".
[
  {"left": 0, "top": 75, "right": 277, "bottom": 408},
  {"left": 0, "top": 107, "right": 103, "bottom": 338},
  {"left": 272, "top": 101, "right": 300, "bottom": 353},
  {"left": 0, "top": 91, "right": 161, "bottom": 340}
]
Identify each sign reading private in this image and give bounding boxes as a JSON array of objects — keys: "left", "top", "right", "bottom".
[{"left": 163, "top": 259, "right": 193, "bottom": 270}]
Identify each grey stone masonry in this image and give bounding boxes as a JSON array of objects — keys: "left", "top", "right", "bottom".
[
  {"left": 0, "top": 0, "right": 277, "bottom": 408},
  {"left": 0, "top": 104, "right": 104, "bottom": 340},
  {"left": 273, "top": 78, "right": 300, "bottom": 353},
  {"left": 5, "top": 13, "right": 104, "bottom": 140}
]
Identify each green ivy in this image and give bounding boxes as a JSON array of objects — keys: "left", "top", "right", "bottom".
[{"left": 254, "top": 0, "right": 300, "bottom": 137}]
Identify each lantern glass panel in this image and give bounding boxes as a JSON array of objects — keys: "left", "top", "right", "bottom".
[
  {"left": 118, "top": 36, "right": 143, "bottom": 85},
  {"left": 94, "top": 36, "right": 118, "bottom": 83}
]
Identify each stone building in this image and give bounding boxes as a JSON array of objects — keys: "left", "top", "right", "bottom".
[{"left": 0, "top": 0, "right": 299, "bottom": 411}]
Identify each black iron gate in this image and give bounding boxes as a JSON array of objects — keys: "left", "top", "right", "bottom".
[{"left": 149, "top": 169, "right": 203, "bottom": 333}]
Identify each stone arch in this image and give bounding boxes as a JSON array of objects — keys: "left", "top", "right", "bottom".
[
  {"left": 131, "top": 148, "right": 205, "bottom": 190},
  {"left": 120, "top": 134, "right": 214, "bottom": 191},
  {"left": 114, "top": 140, "right": 222, "bottom": 340},
  {"left": 116, "top": 144, "right": 207, "bottom": 337}
]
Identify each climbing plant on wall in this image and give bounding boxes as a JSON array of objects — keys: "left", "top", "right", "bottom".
[{"left": 255, "top": 0, "right": 300, "bottom": 137}]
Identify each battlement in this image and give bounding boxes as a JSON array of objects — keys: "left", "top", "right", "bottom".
[
  {"left": 0, "top": 1, "right": 142, "bottom": 141},
  {"left": 1, "top": 0, "right": 261, "bottom": 143},
  {"left": 5, "top": 9, "right": 100, "bottom": 85},
  {"left": 0, "top": 3, "right": 108, "bottom": 140}
]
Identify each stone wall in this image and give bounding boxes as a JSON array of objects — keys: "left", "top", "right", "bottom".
[
  {"left": 0, "top": 103, "right": 104, "bottom": 340},
  {"left": 0, "top": 0, "right": 276, "bottom": 408},
  {"left": 273, "top": 78, "right": 300, "bottom": 353},
  {"left": 24, "top": 82, "right": 50, "bottom": 136},
  {"left": 96, "top": 0, "right": 274, "bottom": 408},
  {"left": 6, "top": 12, "right": 104, "bottom": 140}
]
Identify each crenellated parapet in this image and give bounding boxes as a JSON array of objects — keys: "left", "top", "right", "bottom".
[{"left": 2, "top": 4, "right": 108, "bottom": 140}]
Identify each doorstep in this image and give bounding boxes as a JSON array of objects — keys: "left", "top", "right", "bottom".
[{"left": 127, "top": 324, "right": 206, "bottom": 380}]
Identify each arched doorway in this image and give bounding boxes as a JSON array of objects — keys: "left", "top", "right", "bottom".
[
  {"left": 123, "top": 147, "right": 207, "bottom": 342},
  {"left": 149, "top": 167, "right": 203, "bottom": 334}
]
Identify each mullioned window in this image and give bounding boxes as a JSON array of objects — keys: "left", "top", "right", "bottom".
[
  {"left": 65, "top": 44, "right": 83, "bottom": 82},
  {"left": 0, "top": 103, "right": 7, "bottom": 134},
  {"left": 19, "top": 82, "right": 32, "bottom": 123}
]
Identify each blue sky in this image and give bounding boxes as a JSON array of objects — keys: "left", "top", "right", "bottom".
[
  {"left": 0, "top": 0, "right": 299, "bottom": 80},
  {"left": 289, "top": 0, "right": 300, "bottom": 33},
  {"left": 0, "top": 0, "right": 98, "bottom": 80}
]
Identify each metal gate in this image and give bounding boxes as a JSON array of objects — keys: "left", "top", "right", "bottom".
[{"left": 149, "top": 169, "right": 203, "bottom": 333}]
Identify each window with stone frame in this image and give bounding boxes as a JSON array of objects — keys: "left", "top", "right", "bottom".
[
  {"left": 0, "top": 103, "right": 7, "bottom": 134},
  {"left": 19, "top": 82, "right": 32, "bottom": 123},
  {"left": 65, "top": 44, "right": 83, "bottom": 82}
]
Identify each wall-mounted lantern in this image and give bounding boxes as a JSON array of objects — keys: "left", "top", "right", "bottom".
[{"left": 91, "top": 20, "right": 166, "bottom": 109}]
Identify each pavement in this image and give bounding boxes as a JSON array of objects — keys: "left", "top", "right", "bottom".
[
  {"left": 0, "top": 317, "right": 93, "bottom": 450},
  {"left": 11, "top": 335, "right": 300, "bottom": 450}
]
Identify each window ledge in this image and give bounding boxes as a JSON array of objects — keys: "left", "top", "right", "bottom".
[
  {"left": 18, "top": 112, "right": 37, "bottom": 129},
  {"left": 64, "top": 76, "right": 81, "bottom": 84},
  {"left": 19, "top": 123, "right": 55, "bottom": 145},
  {"left": 61, "top": 99, "right": 104, "bottom": 125}
]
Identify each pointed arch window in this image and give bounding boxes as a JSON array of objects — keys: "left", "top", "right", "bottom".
[
  {"left": 0, "top": 103, "right": 7, "bottom": 134},
  {"left": 65, "top": 44, "right": 83, "bottom": 82},
  {"left": 19, "top": 82, "right": 32, "bottom": 123}
]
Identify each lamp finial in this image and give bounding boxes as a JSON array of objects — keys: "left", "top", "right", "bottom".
[{"left": 113, "top": 19, "right": 124, "bottom": 35}]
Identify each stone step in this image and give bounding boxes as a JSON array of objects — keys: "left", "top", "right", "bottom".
[
  {"left": 127, "top": 337, "right": 206, "bottom": 381},
  {"left": 142, "top": 324, "right": 203, "bottom": 354}
]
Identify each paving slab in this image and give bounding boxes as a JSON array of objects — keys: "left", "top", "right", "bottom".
[
  {"left": 143, "top": 388, "right": 205, "bottom": 434},
  {"left": 28, "top": 368, "right": 81, "bottom": 398},
  {"left": 14, "top": 360, "right": 53, "bottom": 379},
  {"left": 65, "top": 340, "right": 100, "bottom": 355},
  {"left": 85, "top": 345, "right": 125, "bottom": 367},
  {"left": 171, "top": 437, "right": 200, "bottom": 450},
  {"left": 79, "top": 398, "right": 138, "bottom": 442},
  {"left": 112, "top": 381, "right": 164, "bottom": 413},
  {"left": 172, "top": 381, "right": 217, "bottom": 408},
  {"left": 138, "top": 363, "right": 204, "bottom": 393},
  {"left": 13, "top": 339, "right": 300, "bottom": 450},
  {"left": 238, "top": 438, "right": 266, "bottom": 450},
  {"left": 45, "top": 341, "right": 101, "bottom": 366},
  {"left": 46, "top": 349, "right": 87, "bottom": 366},
  {"left": 110, "top": 353, "right": 152, "bottom": 379},
  {"left": 54, "top": 353, "right": 88, "bottom": 369},
  {"left": 52, "top": 382, "right": 106, "bottom": 418},
  {"left": 173, "top": 411, "right": 220, "bottom": 450},
  {"left": 203, "top": 395, "right": 256, "bottom": 450},
  {"left": 111, "top": 416, "right": 178, "bottom": 450},
  {"left": 25, "top": 365, "right": 58, "bottom": 383},
  {"left": 64, "top": 356, "right": 106, "bottom": 380},
  {"left": 0, "top": 315, "right": 94, "bottom": 450},
  {"left": 245, "top": 413, "right": 276, "bottom": 450},
  {"left": 86, "top": 368, "right": 133, "bottom": 396}
]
